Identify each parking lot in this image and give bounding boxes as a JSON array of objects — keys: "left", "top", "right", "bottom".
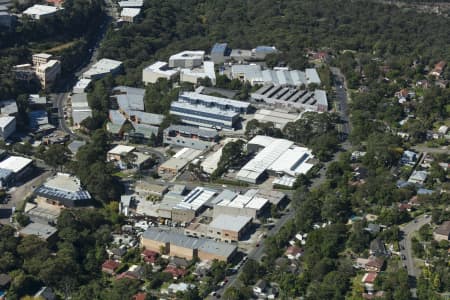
[{"left": 0, "top": 170, "right": 52, "bottom": 224}]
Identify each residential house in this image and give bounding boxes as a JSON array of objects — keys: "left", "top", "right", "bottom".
[
  {"left": 408, "top": 170, "right": 428, "bottom": 185},
  {"left": 141, "top": 249, "right": 158, "bottom": 264},
  {"left": 433, "top": 221, "right": 450, "bottom": 242},
  {"left": 102, "top": 259, "right": 120, "bottom": 275},
  {"left": 370, "top": 239, "right": 388, "bottom": 257},
  {"left": 400, "top": 150, "right": 418, "bottom": 166},
  {"left": 430, "top": 61, "right": 446, "bottom": 78},
  {"left": 285, "top": 245, "right": 303, "bottom": 260},
  {"left": 362, "top": 272, "right": 378, "bottom": 293},
  {"left": 253, "top": 279, "right": 267, "bottom": 296}
]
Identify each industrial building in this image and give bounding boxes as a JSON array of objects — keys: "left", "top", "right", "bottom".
[
  {"left": 73, "top": 78, "right": 92, "bottom": 93},
  {"left": 34, "top": 173, "right": 92, "bottom": 207},
  {"left": 170, "top": 101, "right": 239, "bottom": 130},
  {"left": 71, "top": 93, "right": 92, "bottom": 127},
  {"left": 185, "top": 214, "right": 253, "bottom": 242},
  {"left": 23, "top": 4, "right": 62, "bottom": 19},
  {"left": 212, "top": 189, "right": 270, "bottom": 218},
  {"left": 210, "top": 43, "right": 232, "bottom": 64},
  {"left": 107, "top": 145, "right": 135, "bottom": 162},
  {"left": 82, "top": 58, "right": 122, "bottom": 80},
  {"left": 236, "top": 136, "right": 315, "bottom": 184},
  {"left": 169, "top": 50, "right": 205, "bottom": 68},
  {"left": 110, "top": 86, "right": 165, "bottom": 126},
  {"left": 180, "top": 61, "right": 216, "bottom": 85},
  {"left": 163, "top": 125, "right": 219, "bottom": 150},
  {"left": 158, "top": 147, "right": 203, "bottom": 178},
  {"left": 0, "top": 156, "right": 33, "bottom": 179},
  {"left": 230, "top": 65, "right": 321, "bottom": 87},
  {"left": 120, "top": 7, "right": 140, "bottom": 22},
  {"left": 170, "top": 92, "right": 249, "bottom": 130},
  {"left": 142, "top": 61, "right": 179, "bottom": 84},
  {"left": 0, "top": 116, "right": 16, "bottom": 139},
  {"left": 179, "top": 92, "right": 250, "bottom": 114},
  {"left": 141, "top": 228, "right": 237, "bottom": 262},
  {"left": 253, "top": 109, "right": 300, "bottom": 129},
  {"left": 251, "top": 85, "right": 328, "bottom": 112}
]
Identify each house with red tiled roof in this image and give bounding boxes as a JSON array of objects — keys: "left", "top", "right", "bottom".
[
  {"left": 163, "top": 266, "right": 188, "bottom": 279},
  {"left": 141, "top": 249, "right": 158, "bottom": 264},
  {"left": 101, "top": 260, "right": 120, "bottom": 275},
  {"left": 430, "top": 61, "right": 446, "bottom": 78},
  {"left": 133, "top": 292, "right": 147, "bottom": 300},
  {"left": 362, "top": 272, "right": 378, "bottom": 292}
]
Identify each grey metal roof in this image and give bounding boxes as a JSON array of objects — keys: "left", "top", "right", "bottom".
[
  {"left": 67, "top": 140, "right": 86, "bottom": 154},
  {"left": 210, "top": 189, "right": 237, "bottom": 206},
  {"left": 131, "top": 111, "right": 164, "bottom": 126},
  {"left": 109, "top": 110, "right": 127, "bottom": 125},
  {"left": 209, "top": 214, "right": 252, "bottom": 232},
  {"left": 71, "top": 93, "right": 88, "bottom": 104},
  {"left": 19, "top": 222, "right": 57, "bottom": 240},
  {"left": 72, "top": 110, "right": 92, "bottom": 125},
  {"left": 164, "top": 125, "right": 219, "bottom": 139},
  {"left": 142, "top": 228, "right": 236, "bottom": 258},
  {"left": 132, "top": 123, "right": 159, "bottom": 137}
]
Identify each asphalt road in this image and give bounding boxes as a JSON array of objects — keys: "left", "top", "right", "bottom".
[
  {"left": 400, "top": 215, "right": 432, "bottom": 297},
  {"left": 330, "top": 67, "right": 351, "bottom": 136},
  {"left": 400, "top": 215, "right": 431, "bottom": 277}
]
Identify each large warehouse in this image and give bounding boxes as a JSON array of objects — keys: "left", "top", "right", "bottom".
[
  {"left": 236, "top": 135, "right": 315, "bottom": 184},
  {"left": 141, "top": 228, "right": 237, "bottom": 262},
  {"left": 212, "top": 189, "right": 269, "bottom": 219}
]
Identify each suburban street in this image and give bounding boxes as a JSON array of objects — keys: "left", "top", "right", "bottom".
[{"left": 400, "top": 215, "right": 432, "bottom": 297}]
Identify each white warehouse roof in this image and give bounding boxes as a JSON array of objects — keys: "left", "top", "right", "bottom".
[
  {"left": 175, "top": 187, "right": 216, "bottom": 211},
  {"left": 209, "top": 214, "right": 252, "bottom": 232},
  {"left": 0, "top": 156, "right": 33, "bottom": 173},
  {"left": 108, "top": 145, "right": 135, "bottom": 155},
  {"left": 23, "top": 4, "right": 61, "bottom": 16},
  {"left": 121, "top": 7, "right": 140, "bottom": 18},
  {"left": 144, "top": 61, "right": 178, "bottom": 77},
  {"left": 170, "top": 50, "right": 205, "bottom": 61}
]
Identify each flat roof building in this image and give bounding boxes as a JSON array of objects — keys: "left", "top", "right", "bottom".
[
  {"left": 0, "top": 156, "right": 33, "bottom": 175},
  {"left": 210, "top": 43, "right": 232, "bottom": 64},
  {"left": 0, "top": 116, "right": 15, "bottom": 139},
  {"left": 73, "top": 78, "right": 92, "bottom": 94},
  {"left": 253, "top": 109, "right": 300, "bottom": 129},
  {"left": 118, "top": 0, "right": 143, "bottom": 7},
  {"left": 34, "top": 173, "right": 91, "bottom": 207},
  {"left": 180, "top": 61, "right": 216, "bottom": 85},
  {"left": 142, "top": 61, "right": 179, "bottom": 85},
  {"left": 163, "top": 124, "right": 219, "bottom": 150},
  {"left": 120, "top": 7, "right": 140, "bottom": 22},
  {"left": 23, "top": 4, "right": 62, "bottom": 20},
  {"left": 82, "top": 58, "right": 122, "bottom": 80},
  {"left": 141, "top": 228, "right": 236, "bottom": 262},
  {"left": 71, "top": 93, "right": 92, "bottom": 127},
  {"left": 19, "top": 222, "right": 57, "bottom": 241},
  {"left": 207, "top": 214, "right": 253, "bottom": 242},
  {"left": 158, "top": 148, "right": 203, "bottom": 178},
  {"left": 169, "top": 50, "right": 205, "bottom": 69},
  {"left": 107, "top": 145, "right": 136, "bottom": 162},
  {"left": 35, "top": 59, "right": 61, "bottom": 88}
]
